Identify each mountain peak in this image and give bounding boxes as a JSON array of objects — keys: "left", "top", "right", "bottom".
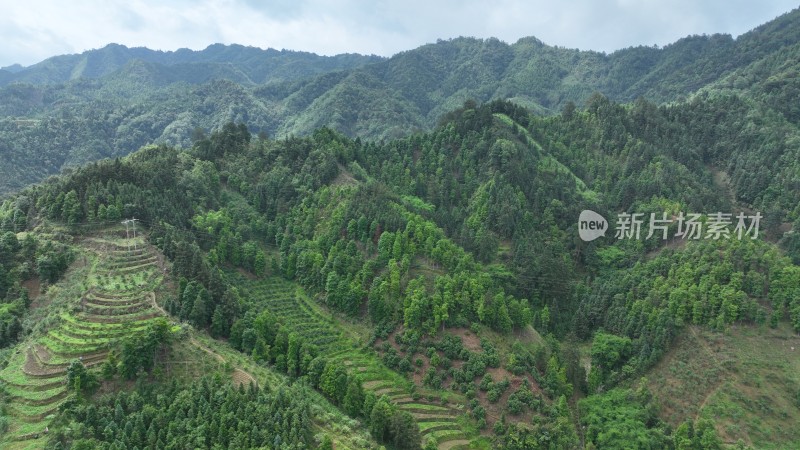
[{"left": 1, "top": 63, "right": 25, "bottom": 73}]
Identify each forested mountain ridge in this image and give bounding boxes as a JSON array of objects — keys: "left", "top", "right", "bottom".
[
  {"left": 0, "top": 9, "right": 799, "bottom": 448},
  {"left": 1, "top": 8, "right": 799, "bottom": 195},
  {"left": 1, "top": 90, "right": 799, "bottom": 448},
  {"left": 0, "top": 43, "right": 382, "bottom": 87}
]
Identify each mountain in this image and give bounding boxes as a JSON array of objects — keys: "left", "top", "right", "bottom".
[
  {"left": 0, "top": 11, "right": 799, "bottom": 448},
  {"left": 0, "top": 42, "right": 383, "bottom": 87},
  {"left": 0, "top": 8, "right": 799, "bottom": 196},
  {"left": 293, "top": 6, "right": 800, "bottom": 131},
  {"left": 0, "top": 64, "right": 25, "bottom": 73},
  {"left": 1, "top": 92, "right": 798, "bottom": 448},
  {"left": 0, "top": 46, "right": 381, "bottom": 195}
]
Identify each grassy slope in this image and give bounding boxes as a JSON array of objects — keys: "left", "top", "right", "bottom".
[{"left": 647, "top": 324, "right": 800, "bottom": 448}]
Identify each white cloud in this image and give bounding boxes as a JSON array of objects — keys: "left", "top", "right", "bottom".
[{"left": 0, "top": 0, "right": 796, "bottom": 67}]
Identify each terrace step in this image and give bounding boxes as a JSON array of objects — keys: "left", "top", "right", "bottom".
[
  {"left": 108, "top": 255, "right": 157, "bottom": 269},
  {"left": 60, "top": 313, "right": 158, "bottom": 332},
  {"left": 33, "top": 343, "right": 108, "bottom": 367},
  {"left": 9, "top": 429, "right": 50, "bottom": 442},
  {"left": 89, "top": 290, "right": 149, "bottom": 301},
  {"left": 60, "top": 322, "right": 148, "bottom": 340},
  {"left": 84, "top": 294, "right": 149, "bottom": 306},
  {"left": 420, "top": 423, "right": 462, "bottom": 436},
  {"left": 374, "top": 387, "right": 405, "bottom": 396},
  {"left": 7, "top": 403, "right": 62, "bottom": 423},
  {"left": 46, "top": 330, "right": 115, "bottom": 349},
  {"left": 110, "top": 262, "right": 158, "bottom": 275},
  {"left": 398, "top": 404, "right": 456, "bottom": 415},
  {"left": 410, "top": 412, "right": 459, "bottom": 421},
  {"left": 23, "top": 348, "right": 67, "bottom": 379},
  {"left": 77, "top": 310, "right": 160, "bottom": 324},
  {"left": 438, "top": 439, "right": 471, "bottom": 450},
  {"left": 39, "top": 335, "right": 108, "bottom": 357},
  {"left": 82, "top": 301, "right": 151, "bottom": 316},
  {"left": 362, "top": 379, "right": 395, "bottom": 390},
  {"left": 0, "top": 375, "right": 63, "bottom": 392},
  {"left": 7, "top": 387, "right": 68, "bottom": 406}
]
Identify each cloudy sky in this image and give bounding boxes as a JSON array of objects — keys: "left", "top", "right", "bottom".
[{"left": 1, "top": 0, "right": 797, "bottom": 68}]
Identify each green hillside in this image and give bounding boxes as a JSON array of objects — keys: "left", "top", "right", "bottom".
[
  {"left": 648, "top": 324, "right": 800, "bottom": 449},
  {"left": 1, "top": 8, "right": 800, "bottom": 194},
  {"left": 0, "top": 224, "right": 377, "bottom": 449},
  {"left": 0, "top": 8, "right": 798, "bottom": 450},
  {"left": 0, "top": 84, "right": 797, "bottom": 447}
]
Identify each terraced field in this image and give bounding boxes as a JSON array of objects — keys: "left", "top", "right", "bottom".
[
  {"left": 244, "top": 278, "right": 344, "bottom": 351},
  {"left": 0, "top": 231, "right": 165, "bottom": 446},
  {"left": 239, "top": 276, "right": 475, "bottom": 449}
]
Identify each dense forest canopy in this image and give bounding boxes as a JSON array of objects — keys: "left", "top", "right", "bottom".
[
  {"left": 1, "top": 7, "right": 799, "bottom": 194},
  {"left": 0, "top": 7, "right": 798, "bottom": 450},
  {"left": 1, "top": 89, "right": 798, "bottom": 448}
]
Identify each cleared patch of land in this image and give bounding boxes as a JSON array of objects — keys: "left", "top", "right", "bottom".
[{"left": 648, "top": 324, "right": 800, "bottom": 449}]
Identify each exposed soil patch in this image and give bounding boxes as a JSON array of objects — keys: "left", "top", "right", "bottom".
[
  {"left": 23, "top": 348, "right": 65, "bottom": 378},
  {"left": 232, "top": 368, "right": 257, "bottom": 387},
  {"left": 412, "top": 356, "right": 430, "bottom": 385},
  {"left": 22, "top": 277, "right": 41, "bottom": 305},
  {"left": 446, "top": 328, "right": 481, "bottom": 352},
  {"left": 645, "top": 236, "right": 688, "bottom": 260}
]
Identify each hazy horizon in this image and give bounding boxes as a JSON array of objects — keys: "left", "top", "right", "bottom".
[{"left": 2, "top": 0, "right": 797, "bottom": 68}]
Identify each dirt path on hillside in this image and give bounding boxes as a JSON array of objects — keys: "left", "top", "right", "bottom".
[
  {"left": 148, "top": 292, "right": 168, "bottom": 316},
  {"left": 189, "top": 336, "right": 257, "bottom": 387},
  {"left": 190, "top": 337, "right": 225, "bottom": 363},
  {"left": 149, "top": 291, "right": 257, "bottom": 387},
  {"left": 689, "top": 327, "right": 740, "bottom": 424}
]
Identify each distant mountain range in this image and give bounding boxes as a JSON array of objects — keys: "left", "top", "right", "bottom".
[
  {"left": 0, "top": 7, "right": 798, "bottom": 194},
  {"left": 0, "top": 43, "right": 382, "bottom": 86}
]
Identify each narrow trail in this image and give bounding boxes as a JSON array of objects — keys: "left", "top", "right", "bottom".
[
  {"left": 150, "top": 290, "right": 257, "bottom": 387},
  {"left": 148, "top": 291, "right": 168, "bottom": 316},
  {"left": 189, "top": 336, "right": 257, "bottom": 387},
  {"left": 190, "top": 337, "right": 225, "bottom": 363},
  {"left": 689, "top": 327, "right": 739, "bottom": 423},
  {"left": 695, "top": 380, "right": 724, "bottom": 423}
]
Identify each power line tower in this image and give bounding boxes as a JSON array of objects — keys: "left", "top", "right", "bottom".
[{"left": 121, "top": 218, "right": 139, "bottom": 254}]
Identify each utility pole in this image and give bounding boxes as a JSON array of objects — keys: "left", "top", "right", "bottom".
[
  {"left": 131, "top": 218, "right": 139, "bottom": 252},
  {"left": 121, "top": 219, "right": 132, "bottom": 254}
]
